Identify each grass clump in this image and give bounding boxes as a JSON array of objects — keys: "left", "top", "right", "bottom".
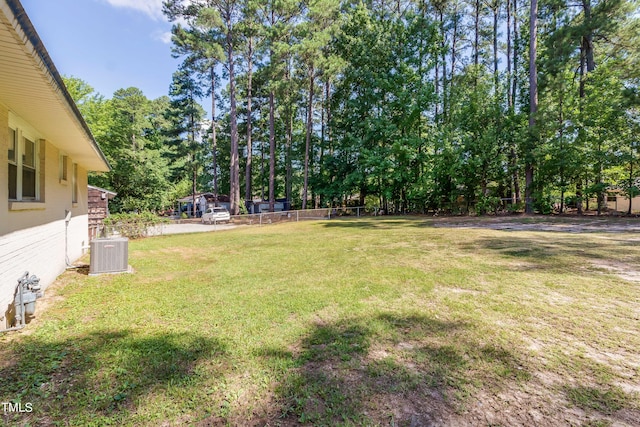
[{"left": 566, "top": 385, "right": 630, "bottom": 415}]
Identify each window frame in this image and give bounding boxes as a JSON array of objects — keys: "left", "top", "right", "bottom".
[
  {"left": 8, "top": 127, "right": 16, "bottom": 163},
  {"left": 59, "top": 153, "right": 68, "bottom": 183},
  {"left": 7, "top": 128, "right": 41, "bottom": 202},
  {"left": 21, "top": 137, "right": 37, "bottom": 200},
  {"left": 8, "top": 128, "right": 17, "bottom": 200},
  {"left": 72, "top": 162, "right": 78, "bottom": 204}
]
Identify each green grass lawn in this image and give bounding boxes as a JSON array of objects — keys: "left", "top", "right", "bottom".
[{"left": 1, "top": 217, "right": 639, "bottom": 426}]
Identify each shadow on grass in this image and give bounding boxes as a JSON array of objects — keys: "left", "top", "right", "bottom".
[
  {"left": 467, "top": 232, "right": 640, "bottom": 273},
  {"left": 272, "top": 313, "right": 530, "bottom": 425},
  {"left": 0, "top": 329, "right": 226, "bottom": 425},
  {"left": 70, "top": 264, "right": 90, "bottom": 275}
]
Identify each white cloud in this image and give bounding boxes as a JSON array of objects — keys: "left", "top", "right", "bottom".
[
  {"left": 103, "top": 0, "right": 166, "bottom": 21},
  {"left": 153, "top": 30, "right": 173, "bottom": 44}
]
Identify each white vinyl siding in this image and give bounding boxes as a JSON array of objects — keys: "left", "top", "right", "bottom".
[{"left": 0, "top": 215, "right": 88, "bottom": 327}]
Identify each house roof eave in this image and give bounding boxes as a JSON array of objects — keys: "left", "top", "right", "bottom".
[{"left": 0, "top": 0, "right": 110, "bottom": 172}]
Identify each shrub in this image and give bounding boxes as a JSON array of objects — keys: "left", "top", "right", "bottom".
[
  {"left": 534, "top": 195, "right": 554, "bottom": 215},
  {"left": 475, "top": 196, "right": 502, "bottom": 215},
  {"left": 239, "top": 199, "right": 248, "bottom": 215},
  {"left": 103, "top": 212, "right": 169, "bottom": 239},
  {"left": 506, "top": 202, "right": 525, "bottom": 213}
]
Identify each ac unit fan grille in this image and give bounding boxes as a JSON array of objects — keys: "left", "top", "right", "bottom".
[{"left": 90, "top": 238, "right": 129, "bottom": 274}]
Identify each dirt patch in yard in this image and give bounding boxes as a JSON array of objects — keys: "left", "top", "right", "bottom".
[
  {"left": 591, "top": 259, "right": 640, "bottom": 283},
  {"left": 269, "top": 316, "right": 640, "bottom": 427},
  {"left": 430, "top": 215, "right": 640, "bottom": 284},
  {"left": 428, "top": 214, "right": 640, "bottom": 234}
]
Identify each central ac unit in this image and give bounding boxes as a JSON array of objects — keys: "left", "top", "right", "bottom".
[{"left": 90, "top": 238, "right": 129, "bottom": 275}]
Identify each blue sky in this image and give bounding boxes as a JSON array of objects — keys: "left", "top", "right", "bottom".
[{"left": 21, "top": 0, "right": 182, "bottom": 101}]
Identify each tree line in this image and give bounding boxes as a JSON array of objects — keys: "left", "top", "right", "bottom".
[{"left": 70, "top": 0, "right": 640, "bottom": 215}]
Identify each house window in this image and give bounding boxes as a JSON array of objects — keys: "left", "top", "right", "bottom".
[
  {"left": 8, "top": 129, "right": 40, "bottom": 201},
  {"left": 60, "top": 154, "right": 68, "bottom": 182},
  {"left": 72, "top": 163, "right": 78, "bottom": 203},
  {"left": 22, "top": 138, "right": 36, "bottom": 199},
  {"left": 8, "top": 128, "right": 17, "bottom": 199}
]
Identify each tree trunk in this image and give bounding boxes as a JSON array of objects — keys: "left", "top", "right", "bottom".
[
  {"left": 269, "top": 90, "right": 275, "bottom": 212},
  {"left": 434, "top": 5, "right": 440, "bottom": 119},
  {"left": 629, "top": 158, "right": 634, "bottom": 215},
  {"left": 266, "top": 8, "right": 278, "bottom": 212},
  {"left": 227, "top": 14, "right": 240, "bottom": 215},
  {"left": 450, "top": 3, "right": 458, "bottom": 90},
  {"left": 597, "top": 142, "right": 604, "bottom": 215},
  {"left": 303, "top": 67, "right": 314, "bottom": 210},
  {"left": 510, "top": 146, "right": 520, "bottom": 204},
  {"left": 286, "top": 110, "right": 292, "bottom": 206},
  {"left": 559, "top": 91, "right": 565, "bottom": 213},
  {"left": 326, "top": 81, "right": 333, "bottom": 160},
  {"left": 260, "top": 102, "right": 265, "bottom": 201},
  {"left": 507, "top": 0, "right": 519, "bottom": 205},
  {"left": 445, "top": 3, "right": 458, "bottom": 121},
  {"left": 582, "top": 0, "right": 595, "bottom": 73},
  {"left": 192, "top": 164, "right": 197, "bottom": 218},
  {"left": 440, "top": 9, "right": 447, "bottom": 118},
  {"left": 319, "top": 80, "right": 326, "bottom": 209},
  {"left": 244, "top": 36, "right": 253, "bottom": 208},
  {"left": 512, "top": 0, "right": 518, "bottom": 108},
  {"left": 285, "top": 59, "right": 293, "bottom": 207},
  {"left": 210, "top": 67, "right": 218, "bottom": 203},
  {"left": 507, "top": 0, "right": 512, "bottom": 108},
  {"left": 526, "top": 0, "right": 538, "bottom": 214},
  {"left": 577, "top": 27, "right": 588, "bottom": 215},
  {"left": 474, "top": 0, "right": 480, "bottom": 68},
  {"left": 492, "top": 0, "right": 499, "bottom": 94},
  {"left": 582, "top": 0, "right": 601, "bottom": 214},
  {"left": 190, "top": 100, "right": 197, "bottom": 218},
  {"left": 576, "top": 179, "right": 583, "bottom": 214},
  {"left": 435, "top": 57, "right": 439, "bottom": 118}
]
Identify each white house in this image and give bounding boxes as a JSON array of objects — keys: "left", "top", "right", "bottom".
[{"left": 0, "top": 0, "right": 110, "bottom": 327}]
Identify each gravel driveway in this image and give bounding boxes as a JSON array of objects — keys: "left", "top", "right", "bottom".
[{"left": 147, "top": 221, "right": 237, "bottom": 236}]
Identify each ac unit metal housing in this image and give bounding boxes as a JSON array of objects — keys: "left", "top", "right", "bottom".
[{"left": 90, "top": 238, "right": 129, "bottom": 275}]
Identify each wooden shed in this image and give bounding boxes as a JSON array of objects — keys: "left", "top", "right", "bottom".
[{"left": 88, "top": 185, "right": 116, "bottom": 240}]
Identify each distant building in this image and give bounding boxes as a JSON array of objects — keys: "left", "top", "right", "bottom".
[
  {"left": 176, "top": 193, "right": 230, "bottom": 217},
  {"left": 246, "top": 198, "right": 290, "bottom": 214}
]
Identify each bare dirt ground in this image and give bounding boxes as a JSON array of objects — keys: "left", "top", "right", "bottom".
[
  {"left": 430, "top": 214, "right": 640, "bottom": 285},
  {"left": 419, "top": 214, "right": 640, "bottom": 426},
  {"left": 428, "top": 213, "right": 640, "bottom": 234}
]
